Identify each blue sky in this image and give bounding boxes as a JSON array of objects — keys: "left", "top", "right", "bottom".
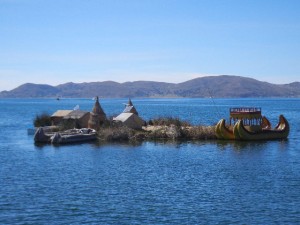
[{"left": 0, "top": 0, "right": 299, "bottom": 91}]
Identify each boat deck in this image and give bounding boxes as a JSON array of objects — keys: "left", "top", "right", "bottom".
[
  {"left": 230, "top": 107, "right": 261, "bottom": 115},
  {"left": 229, "top": 107, "right": 262, "bottom": 126}
]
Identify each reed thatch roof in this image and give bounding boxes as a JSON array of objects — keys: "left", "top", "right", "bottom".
[
  {"left": 92, "top": 96, "right": 106, "bottom": 115},
  {"left": 123, "top": 98, "right": 138, "bottom": 115},
  {"left": 51, "top": 110, "right": 72, "bottom": 118},
  {"left": 64, "top": 110, "right": 89, "bottom": 119},
  {"left": 113, "top": 112, "right": 144, "bottom": 129}
]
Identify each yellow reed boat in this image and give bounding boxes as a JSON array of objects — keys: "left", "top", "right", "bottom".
[
  {"left": 233, "top": 115, "right": 289, "bottom": 141},
  {"left": 215, "top": 107, "right": 289, "bottom": 141},
  {"left": 215, "top": 119, "right": 235, "bottom": 140}
]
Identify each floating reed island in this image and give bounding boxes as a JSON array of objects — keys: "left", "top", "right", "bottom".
[
  {"left": 33, "top": 97, "right": 216, "bottom": 144},
  {"left": 33, "top": 97, "right": 289, "bottom": 144}
]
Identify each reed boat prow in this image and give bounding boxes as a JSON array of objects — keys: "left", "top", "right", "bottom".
[
  {"left": 215, "top": 119, "right": 236, "bottom": 140},
  {"left": 233, "top": 121, "right": 241, "bottom": 140},
  {"left": 235, "top": 115, "right": 289, "bottom": 141},
  {"left": 262, "top": 116, "right": 271, "bottom": 130},
  {"left": 275, "top": 115, "right": 289, "bottom": 131},
  {"left": 215, "top": 119, "right": 225, "bottom": 139},
  {"left": 220, "top": 119, "right": 235, "bottom": 140}
]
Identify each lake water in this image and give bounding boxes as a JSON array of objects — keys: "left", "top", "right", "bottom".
[{"left": 0, "top": 98, "right": 299, "bottom": 224}]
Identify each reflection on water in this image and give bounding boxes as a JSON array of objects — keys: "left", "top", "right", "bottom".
[
  {"left": 216, "top": 139, "right": 289, "bottom": 152},
  {"left": 34, "top": 137, "right": 291, "bottom": 154}
]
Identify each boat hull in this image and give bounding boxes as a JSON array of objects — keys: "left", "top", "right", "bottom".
[
  {"left": 233, "top": 115, "right": 289, "bottom": 141},
  {"left": 50, "top": 132, "right": 97, "bottom": 144},
  {"left": 34, "top": 128, "right": 97, "bottom": 144},
  {"left": 215, "top": 119, "right": 235, "bottom": 140}
]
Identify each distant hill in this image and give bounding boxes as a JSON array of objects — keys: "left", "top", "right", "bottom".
[{"left": 1, "top": 75, "right": 299, "bottom": 98}]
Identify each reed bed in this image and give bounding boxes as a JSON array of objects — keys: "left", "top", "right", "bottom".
[{"left": 98, "top": 117, "right": 217, "bottom": 142}]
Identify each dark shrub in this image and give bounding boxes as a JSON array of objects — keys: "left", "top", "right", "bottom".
[{"left": 34, "top": 113, "right": 52, "bottom": 127}]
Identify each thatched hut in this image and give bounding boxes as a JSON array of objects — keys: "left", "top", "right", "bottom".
[
  {"left": 113, "top": 99, "right": 144, "bottom": 129},
  {"left": 113, "top": 113, "right": 145, "bottom": 130},
  {"left": 51, "top": 110, "right": 73, "bottom": 126},
  {"left": 123, "top": 98, "right": 138, "bottom": 115},
  {"left": 88, "top": 96, "right": 107, "bottom": 130},
  {"left": 63, "top": 110, "right": 90, "bottom": 128}
]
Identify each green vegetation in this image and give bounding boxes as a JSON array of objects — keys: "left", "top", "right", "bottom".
[{"left": 34, "top": 113, "right": 52, "bottom": 127}]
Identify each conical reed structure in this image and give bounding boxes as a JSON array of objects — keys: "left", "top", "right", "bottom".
[{"left": 88, "top": 96, "right": 106, "bottom": 130}]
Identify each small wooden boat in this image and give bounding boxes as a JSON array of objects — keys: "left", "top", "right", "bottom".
[
  {"left": 233, "top": 115, "right": 289, "bottom": 141},
  {"left": 34, "top": 128, "right": 97, "bottom": 144}
]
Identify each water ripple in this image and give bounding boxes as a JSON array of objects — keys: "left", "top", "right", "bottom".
[{"left": 0, "top": 98, "right": 299, "bottom": 224}]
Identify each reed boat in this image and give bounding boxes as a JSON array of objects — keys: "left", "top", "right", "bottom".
[
  {"left": 215, "top": 107, "right": 288, "bottom": 141},
  {"left": 261, "top": 116, "right": 271, "bottom": 130},
  {"left": 215, "top": 119, "right": 235, "bottom": 140},
  {"left": 215, "top": 119, "right": 224, "bottom": 139},
  {"left": 215, "top": 107, "right": 263, "bottom": 140},
  {"left": 233, "top": 115, "right": 289, "bottom": 141}
]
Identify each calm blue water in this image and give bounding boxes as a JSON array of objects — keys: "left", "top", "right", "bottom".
[{"left": 0, "top": 98, "right": 299, "bottom": 224}]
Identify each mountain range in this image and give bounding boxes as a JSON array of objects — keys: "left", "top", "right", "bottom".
[{"left": 1, "top": 75, "right": 299, "bottom": 98}]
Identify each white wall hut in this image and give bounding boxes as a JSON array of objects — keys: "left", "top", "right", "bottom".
[
  {"left": 113, "top": 113, "right": 145, "bottom": 130},
  {"left": 113, "top": 99, "right": 144, "bottom": 129}
]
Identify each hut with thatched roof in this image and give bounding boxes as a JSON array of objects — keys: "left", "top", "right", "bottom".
[
  {"left": 113, "top": 113, "right": 144, "bottom": 129},
  {"left": 123, "top": 98, "right": 138, "bottom": 115},
  {"left": 63, "top": 110, "right": 90, "bottom": 128},
  {"left": 88, "top": 96, "right": 107, "bottom": 130},
  {"left": 51, "top": 110, "right": 73, "bottom": 126},
  {"left": 113, "top": 99, "right": 144, "bottom": 129}
]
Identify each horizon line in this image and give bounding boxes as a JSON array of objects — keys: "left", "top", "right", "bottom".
[{"left": 2, "top": 74, "right": 300, "bottom": 92}]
